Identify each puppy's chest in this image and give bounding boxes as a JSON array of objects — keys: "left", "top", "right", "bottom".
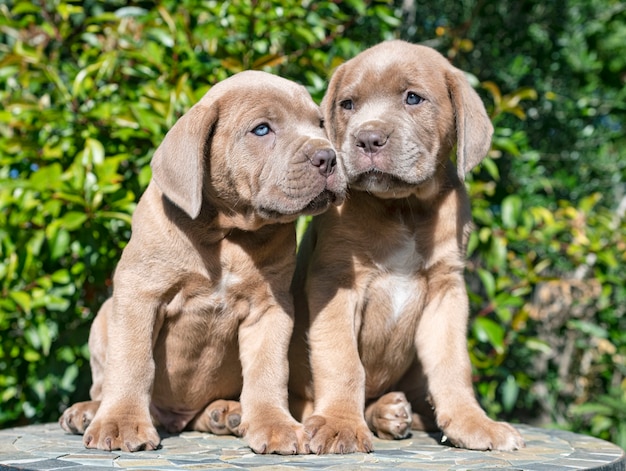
[
  {"left": 203, "top": 257, "right": 267, "bottom": 311},
  {"left": 362, "top": 236, "right": 427, "bottom": 325},
  {"left": 206, "top": 269, "right": 246, "bottom": 307},
  {"left": 170, "top": 260, "right": 259, "bottom": 319}
]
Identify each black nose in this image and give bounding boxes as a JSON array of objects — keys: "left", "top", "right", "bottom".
[
  {"left": 356, "top": 130, "right": 388, "bottom": 154},
  {"left": 311, "top": 148, "right": 337, "bottom": 176}
]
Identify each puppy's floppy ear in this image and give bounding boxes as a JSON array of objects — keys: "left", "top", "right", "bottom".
[
  {"left": 447, "top": 68, "right": 494, "bottom": 180},
  {"left": 150, "top": 104, "right": 218, "bottom": 219},
  {"left": 321, "top": 63, "right": 346, "bottom": 144}
]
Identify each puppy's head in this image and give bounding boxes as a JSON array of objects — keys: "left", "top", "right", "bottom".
[
  {"left": 322, "top": 40, "right": 493, "bottom": 199},
  {"left": 151, "top": 71, "right": 346, "bottom": 225}
]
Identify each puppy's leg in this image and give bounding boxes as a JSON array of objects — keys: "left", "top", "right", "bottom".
[
  {"left": 238, "top": 306, "right": 307, "bottom": 455},
  {"left": 365, "top": 392, "right": 412, "bottom": 440},
  {"left": 304, "top": 291, "right": 374, "bottom": 454},
  {"left": 82, "top": 293, "right": 161, "bottom": 452},
  {"left": 190, "top": 399, "right": 242, "bottom": 436},
  {"left": 416, "top": 271, "right": 524, "bottom": 451},
  {"left": 60, "top": 299, "right": 109, "bottom": 434}
]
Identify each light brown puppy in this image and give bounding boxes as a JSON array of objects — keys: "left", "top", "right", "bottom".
[
  {"left": 289, "top": 40, "right": 525, "bottom": 453},
  {"left": 59, "top": 70, "right": 345, "bottom": 454}
]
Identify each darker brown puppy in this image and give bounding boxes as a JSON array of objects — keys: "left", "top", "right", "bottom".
[
  {"left": 289, "top": 41, "right": 525, "bottom": 453},
  {"left": 59, "top": 71, "right": 345, "bottom": 454}
]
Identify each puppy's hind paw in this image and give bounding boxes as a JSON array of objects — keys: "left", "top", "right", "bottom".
[
  {"left": 365, "top": 391, "right": 412, "bottom": 440},
  {"left": 59, "top": 400, "right": 101, "bottom": 434},
  {"left": 191, "top": 399, "right": 242, "bottom": 436}
]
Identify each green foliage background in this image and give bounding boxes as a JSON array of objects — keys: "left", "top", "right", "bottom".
[{"left": 1, "top": 0, "right": 625, "bottom": 449}]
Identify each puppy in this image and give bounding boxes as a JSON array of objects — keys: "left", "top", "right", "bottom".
[
  {"left": 289, "top": 40, "right": 525, "bottom": 453},
  {"left": 59, "top": 70, "right": 345, "bottom": 454}
]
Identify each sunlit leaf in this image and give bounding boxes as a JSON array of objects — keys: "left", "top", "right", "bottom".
[
  {"left": 501, "top": 195, "right": 523, "bottom": 229},
  {"left": 472, "top": 317, "right": 505, "bottom": 353}
]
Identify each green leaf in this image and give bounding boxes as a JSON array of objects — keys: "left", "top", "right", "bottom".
[
  {"left": 472, "top": 317, "right": 505, "bottom": 353},
  {"left": 49, "top": 228, "right": 71, "bottom": 260},
  {"left": 50, "top": 269, "right": 70, "bottom": 284},
  {"left": 570, "top": 402, "right": 613, "bottom": 416},
  {"left": 60, "top": 364, "right": 79, "bottom": 391},
  {"left": 9, "top": 291, "right": 31, "bottom": 313},
  {"left": 488, "top": 236, "right": 507, "bottom": 270},
  {"left": 481, "top": 157, "right": 500, "bottom": 180},
  {"left": 296, "top": 215, "right": 312, "bottom": 247},
  {"left": 29, "top": 164, "right": 63, "bottom": 191},
  {"left": 37, "top": 322, "right": 53, "bottom": 356},
  {"left": 492, "top": 136, "right": 520, "bottom": 156},
  {"left": 148, "top": 28, "right": 174, "bottom": 48},
  {"left": 567, "top": 319, "right": 609, "bottom": 339},
  {"left": 501, "top": 375, "right": 519, "bottom": 412},
  {"left": 23, "top": 350, "right": 40, "bottom": 362},
  {"left": 83, "top": 138, "right": 105, "bottom": 166},
  {"left": 98, "top": 211, "right": 133, "bottom": 225},
  {"left": 525, "top": 338, "right": 552, "bottom": 354},
  {"left": 501, "top": 195, "right": 523, "bottom": 229},
  {"left": 115, "top": 6, "right": 147, "bottom": 17},
  {"left": 43, "top": 296, "right": 71, "bottom": 312},
  {"left": 477, "top": 268, "right": 496, "bottom": 299},
  {"left": 59, "top": 212, "right": 88, "bottom": 231},
  {"left": 591, "top": 415, "right": 614, "bottom": 435}
]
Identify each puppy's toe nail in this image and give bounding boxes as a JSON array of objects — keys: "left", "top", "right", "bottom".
[{"left": 227, "top": 414, "right": 241, "bottom": 429}]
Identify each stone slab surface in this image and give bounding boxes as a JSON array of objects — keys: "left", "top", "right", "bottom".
[{"left": 0, "top": 423, "right": 624, "bottom": 470}]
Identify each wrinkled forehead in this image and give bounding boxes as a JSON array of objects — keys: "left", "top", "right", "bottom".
[
  {"left": 196, "top": 74, "right": 322, "bottom": 141},
  {"left": 206, "top": 71, "right": 318, "bottom": 112},
  {"left": 338, "top": 43, "right": 451, "bottom": 100}
]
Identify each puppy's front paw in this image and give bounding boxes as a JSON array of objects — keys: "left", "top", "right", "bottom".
[
  {"left": 191, "top": 399, "right": 242, "bottom": 436},
  {"left": 84, "top": 416, "right": 160, "bottom": 452},
  {"left": 440, "top": 410, "right": 525, "bottom": 451},
  {"left": 59, "top": 400, "right": 100, "bottom": 434},
  {"left": 365, "top": 392, "right": 412, "bottom": 440},
  {"left": 240, "top": 415, "right": 307, "bottom": 455},
  {"left": 305, "top": 415, "right": 373, "bottom": 454}
]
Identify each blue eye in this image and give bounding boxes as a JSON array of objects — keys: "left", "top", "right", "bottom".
[
  {"left": 406, "top": 92, "right": 425, "bottom": 105},
  {"left": 252, "top": 124, "right": 271, "bottom": 136}
]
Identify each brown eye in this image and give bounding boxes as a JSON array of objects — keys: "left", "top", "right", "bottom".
[
  {"left": 339, "top": 99, "right": 354, "bottom": 110},
  {"left": 406, "top": 92, "right": 425, "bottom": 105}
]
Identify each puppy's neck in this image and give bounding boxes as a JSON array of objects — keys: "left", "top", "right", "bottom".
[
  {"left": 213, "top": 210, "right": 270, "bottom": 232},
  {"left": 344, "top": 161, "right": 466, "bottom": 227},
  {"left": 162, "top": 194, "right": 277, "bottom": 241}
]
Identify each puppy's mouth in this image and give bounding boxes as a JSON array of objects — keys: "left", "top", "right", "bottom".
[
  {"left": 257, "top": 189, "right": 340, "bottom": 221},
  {"left": 300, "top": 189, "right": 340, "bottom": 215},
  {"left": 352, "top": 170, "right": 416, "bottom": 193}
]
